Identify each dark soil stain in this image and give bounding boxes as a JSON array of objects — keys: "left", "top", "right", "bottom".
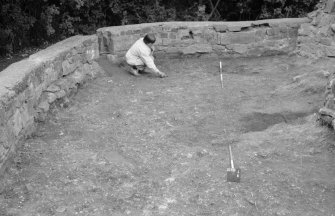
[{"left": 240, "top": 111, "right": 314, "bottom": 132}]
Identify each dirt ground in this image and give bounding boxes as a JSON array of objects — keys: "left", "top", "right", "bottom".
[{"left": 0, "top": 55, "right": 335, "bottom": 216}]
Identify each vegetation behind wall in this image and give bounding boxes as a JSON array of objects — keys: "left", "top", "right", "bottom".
[{"left": 0, "top": 0, "right": 320, "bottom": 57}]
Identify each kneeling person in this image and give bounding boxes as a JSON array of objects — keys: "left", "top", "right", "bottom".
[{"left": 125, "top": 34, "right": 167, "bottom": 78}]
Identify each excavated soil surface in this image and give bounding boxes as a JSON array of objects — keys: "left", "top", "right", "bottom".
[{"left": 1, "top": 55, "right": 335, "bottom": 216}]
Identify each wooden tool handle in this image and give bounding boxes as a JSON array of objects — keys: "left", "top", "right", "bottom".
[
  {"left": 229, "top": 144, "right": 235, "bottom": 169},
  {"left": 220, "top": 61, "right": 224, "bottom": 89}
]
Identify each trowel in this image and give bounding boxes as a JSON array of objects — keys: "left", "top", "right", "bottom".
[{"left": 227, "top": 144, "right": 241, "bottom": 182}]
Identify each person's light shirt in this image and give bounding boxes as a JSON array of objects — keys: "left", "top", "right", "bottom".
[{"left": 125, "top": 38, "right": 160, "bottom": 73}]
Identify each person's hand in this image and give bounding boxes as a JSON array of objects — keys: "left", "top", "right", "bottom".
[{"left": 158, "top": 71, "right": 167, "bottom": 78}]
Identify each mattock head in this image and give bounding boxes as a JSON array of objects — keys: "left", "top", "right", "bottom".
[{"left": 227, "top": 167, "right": 241, "bottom": 183}]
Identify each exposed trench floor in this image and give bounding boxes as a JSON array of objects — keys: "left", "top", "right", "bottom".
[{"left": 1, "top": 55, "right": 335, "bottom": 216}]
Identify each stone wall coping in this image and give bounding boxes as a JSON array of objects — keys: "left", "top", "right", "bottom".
[
  {"left": 0, "top": 33, "right": 101, "bottom": 173},
  {"left": 0, "top": 34, "right": 97, "bottom": 106},
  {"left": 0, "top": 59, "right": 39, "bottom": 89},
  {"left": 29, "top": 35, "right": 96, "bottom": 63},
  {"left": 97, "top": 18, "right": 310, "bottom": 33}
]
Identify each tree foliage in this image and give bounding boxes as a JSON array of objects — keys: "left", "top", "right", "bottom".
[{"left": 0, "top": 0, "right": 319, "bottom": 56}]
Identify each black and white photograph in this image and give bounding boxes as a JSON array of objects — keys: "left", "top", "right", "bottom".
[{"left": 0, "top": 0, "right": 334, "bottom": 215}]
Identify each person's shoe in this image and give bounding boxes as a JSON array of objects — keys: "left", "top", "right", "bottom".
[{"left": 129, "top": 68, "right": 140, "bottom": 76}]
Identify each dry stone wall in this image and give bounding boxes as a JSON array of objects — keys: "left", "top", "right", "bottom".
[
  {"left": 297, "top": 0, "right": 335, "bottom": 58},
  {"left": 0, "top": 35, "right": 101, "bottom": 173},
  {"left": 1, "top": 3, "right": 335, "bottom": 173},
  {"left": 97, "top": 19, "right": 309, "bottom": 60},
  {"left": 319, "top": 71, "right": 335, "bottom": 128},
  {"left": 295, "top": 0, "right": 335, "bottom": 129}
]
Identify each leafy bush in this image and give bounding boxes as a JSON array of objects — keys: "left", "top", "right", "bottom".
[{"left": 0, "top": 0, "right": 319, "bottom": 57}]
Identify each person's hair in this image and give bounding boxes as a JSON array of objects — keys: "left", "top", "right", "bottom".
[{"left": 143, "top": 33, "right": 156, "bottom": 44}]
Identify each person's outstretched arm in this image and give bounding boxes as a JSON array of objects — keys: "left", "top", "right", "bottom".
[{"left": 141, "top": 52, "right": 167, "bottom": 78}]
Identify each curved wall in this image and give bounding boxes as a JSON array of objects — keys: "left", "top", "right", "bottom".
[
  {"left": 0, "top": 35, "right": 101, "bottom": 173},
  {"left": 2, "top": 9, "right": 335, "bottom": 173},
  {"left": 97, "top": 19, "right": 309, "bottom": 59},
  {"left": 297, "top": 0, "right": 335, "bottom": 129}
]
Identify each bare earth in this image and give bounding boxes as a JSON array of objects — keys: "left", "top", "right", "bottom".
[{"left": 1, "top": 55, "right": 335, "bottom": 216}]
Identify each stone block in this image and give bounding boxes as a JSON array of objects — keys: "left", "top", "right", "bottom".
[
  {"left": 133, "top": 29, "right": 141, "bottom": 34},
  {"left": 169, "top": 33, "right": 177, "bottom": 39},
  {"left": 12, "top": 109, "right": 23, "bottom": 136},
  {"left": 0, "top": 126, "right": 9, "bottom": 149},
  {"left": 228, "top": 26, "right": 242, "bottom": 32},
  {"left": 325, "top": 96, "right": 335, "bottom": 110},
  {"left": 178, "top": 29, "right": 191, "bottom": 39},
  {"left": 226, "top": 44, "right": 248, "bottom": 54},
  {"left": 325, "top": 0, "right": 335, "bottom": 13},
  {"left": 46, "top": 84, "right": 61, "bottom": 93},
  {"left": 43, "top": 64, "right": 60, "bottom": 87},
  {"left": 308, "top": 10, "right": 318, "bottom": 19},
  {"left": 55, "top": 78, "right": 75, "bottom": 92},
  {"left": 319, "top": 107, "right": 335, "bottom": 118},
  {"left": 46, "top": 92, "right": 57, "bottom": 103},
  {"left": 86, "top": 44, "right": 99, "bottom": 63},
  {"left": 161, "top": 38, "right": 170, "bottom": 46},
  {"left": 189, "top": 27, "right": 203, "bottom": 35},
  {"left": 161, "top": 26, "right": 171, "bottom": 32},
  {"left": 212, "top": 44, "right": 227, "bottom": 53},
  {"left": 230, "top": 31, "right": 257, "bottom": 44},
  {"left": 213, "top": 24, "right": 228, "bottom": 32},
  {"left": 203, "top": 29, "right": 218, "bottom": 44},
  {"left": 62, "top": 60, "right": 79, "bottom": 76},
  {"left": 171, "top": 28, "right": 178, "bottom": 33},
  {"left": 330, "top": 79, "right": 335, "bottom": 93},
  {"left": 37, "top": 98, "right": 50, "bottom": 112},
  {"left": 165, "top": 47, "right": 180, "bottom": 54},
  {"left": 70, "top": 68, "right": 86, "bottom": 84},
  {"left": 288, "top": 28, "right": 298, "bottom": 37},
  {"left": 319, "top": 26, "right": 332, "bottom": 37},
  {"left": 325, "top": 45, "right": 335, "bottom": 57},
  {"left": 21, "top": 104, "right": 33, "bottom": 130},
  {"left": 55, "top": 90, "right": 66, "bottom": 99},
  {"left": 86, "top": 61, "right": 105, "bottom": 78},
  {"left": 279, "top": 26, "right": 289, "bottom": 33},
  {"left": 142, "top": 27, "right": 152, "bottom": 34},
  {"left": 319, "top": 37, "right": 332, "bottom": 46},
  {"left": 219, "top": 32, "right": 257, "bottom": 45},
  {"left": 74, "top": 44, "right": 85, "bottom": 54},
  {"left": 297, "top": 44, "right": 326, "bottom": 58},
  {"left": 218, "top": 33, "right": 229, "bottom": 45},
  {"left": 255, "top": 29, "right": 267, "bottom": 41},
  {"left": 103, "top": 32, "right": 114, "bottom": 54},
  {"left": 247, "top": 46, "right": 265, "bottom": 56},
  {"left": 182, "top": 44, "right": 213, "bottom": 55},
  {"left": 160, "top": 33, "right": 168, "bottom": 38},
  {"left": 267, "top": 27, "right": 280, "bottom": 36},
  {"left": 319, "top": 14, "right": 335, "bottom": 27},
  {"left": 331, "top": 24, "right": 335, "bottom": 32},
  {"left": 297, "top": 36, "right": 316, "bottom": 44},
  {"left": 112, "top": 36, "right": 137, "bottom": 52}
]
